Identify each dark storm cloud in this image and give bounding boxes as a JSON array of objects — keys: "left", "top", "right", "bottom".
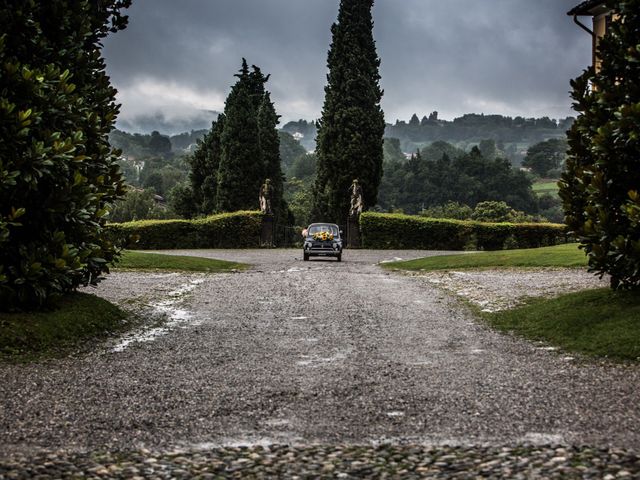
[{"left": 102, "top": 0, "right": 591, "bottom": 133}]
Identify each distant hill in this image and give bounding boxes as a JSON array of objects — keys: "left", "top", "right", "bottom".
[
  {"left": 282, "top": 119, "right": 317, "bottom": 152},
  {"left": 109, "top": 129, "right": 209, "bottom": 158},
  {"left": 115, "top": 110, "right": 220, "bottom": 136},
  {"left": 282, "top": 113, "right": 575, "bottom": 164}
]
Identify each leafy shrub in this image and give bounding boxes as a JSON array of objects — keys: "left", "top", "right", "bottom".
[
  {"left": 559, "top": 0, "right": 640, "bottom": 289},
  {"left": 107, "top": 211, "right": 263, "bottom": 250},
  {"left": 0, "top": 1, "right": 130, "bottom": 310},
  {"left": 420, "top": 202, "right": 473, "bottom": 220},
  {"left": 109, "top": 188, "right": 174, "bottom": 223},
  {"left": 360, "top": 212, "right": 568, "bottom": 250},
  {"left": 471, "top": 201, "right": 513, "bottom": 223}
]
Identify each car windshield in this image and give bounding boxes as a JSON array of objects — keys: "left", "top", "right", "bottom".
[{"left": 308, "top": 225, "right": 339, "bottom": 236}]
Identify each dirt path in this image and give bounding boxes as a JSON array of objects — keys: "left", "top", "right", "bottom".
[{"left": 1, "top": 249, "right": 638, "bottom": 459}]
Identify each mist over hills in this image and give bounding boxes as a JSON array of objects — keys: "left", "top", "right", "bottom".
[
  {"left": 112, "top": 111, "right": 573, "bottom": 167},
  {"left": 115, "top": 109, "right": 220, "bottom": 136}
]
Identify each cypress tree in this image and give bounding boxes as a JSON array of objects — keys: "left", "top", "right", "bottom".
[
  {"left": 559, "top": 0, "right": 640, "bottom": 289},
  {"left": 201, "top": 115, "right": 224, "bottom": 214},
  {"left": 216, "top": 67, "right": 263, "bottom": 212},
  {"left": 258, "top": 92, "right": 286, "bottom": 218},
  {"left": 187, "top": 60, "right": 283, "bottom": 216},
  {"left": 189, "top": 115, "right": 225, "bottom": 216},
  {"left": 313, "top": 0, "right": 385, "bottom": 223}
]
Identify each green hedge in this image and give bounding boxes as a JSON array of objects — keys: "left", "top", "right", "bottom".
[
  {"left": 106, "top": 211, "right": 263, "bottom": 250},
  {"left": 360, "top": 212, "right": 569, "bottom": 250}
]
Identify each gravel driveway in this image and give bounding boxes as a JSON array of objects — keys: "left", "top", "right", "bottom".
[{"left": 1, "top": 249, "right": 638, "bottom": 476}]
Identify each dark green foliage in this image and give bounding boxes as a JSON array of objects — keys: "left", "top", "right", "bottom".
[
  {"left": 168, "top": 183, "right": 196, "bottom": 220},
  {"left": 523, "top": 138, "right": 567, "bottom": 177},
  {"left": 285, "top": 178, "right": 314, "bottom": 227},
  {"left": 471, "top": 201, "right": 515, "bottom": 223},
  {"left": 109, "top": 129, "right": 209, "bottom": 156},
  {"left": 279, "top": 131, "right": 308, "bottom": 172},
  {"left": 420, "top": 202, "right": 473, "bottom": 221},
  {"left": 559, "top": 0, "right": 640, "bottom": 289},
  {"left": 360, "top": 212, "right": 567, "bottom": 250},
  {"left": 290, "top": 154, "right": 317, "bottom": 181},
  {"left": 107, "top": 211, "right": 264, "bottom": 250},
  {"left": 383, "top": 138, "right": 405, "bottom": 164},
  {"left": 420, "top": 141, "right": 465, "bottom": 163},
  {"left": 378, "top": 145, "right": 537, "bottom": 214},
  {"left": 109, "top": 188, "right": 172, "bottom": 223},
  {"left": 143, "top": 172, "right": 164, "bottom": 194},
  {"left": 185, "top": 60, "right": 286, "bottom": 217},
  {"left": 148, "top": 130, "right": 172, "bottom": 155},
  {"left": 0, "top": 0, "right": 130, "bottom": 310},
  {"left": 217, "top": 76, "right": 263, "bottom": 212},
  {"left": 313, "top": 0, "right": 385, "bottom": 223},
  {"left": 189, "top": 115, "right": 224, "bottom": 215},
  {"left": 538, "top": 193, "right": 564, "bottom": 224}
]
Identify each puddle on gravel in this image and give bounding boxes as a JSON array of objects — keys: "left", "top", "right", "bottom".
[
  {"left": 380, "top": 257, "right": 404, "bottom": 264},
  {"left": 386, "top": 411, "right": 405, "bottom": 417},
  {"left": 519, "top": 432, "right": 566, "bottom": 444},
  {"left": 296, "top": 351, "right": 348, "bottom": 367},
  {"left": 111, "top": 278, "right": 203, "bottom": 353}
]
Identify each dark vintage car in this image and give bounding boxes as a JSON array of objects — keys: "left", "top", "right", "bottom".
[{"left": 303, "top": 223, "right": 343, "bottom": 262}]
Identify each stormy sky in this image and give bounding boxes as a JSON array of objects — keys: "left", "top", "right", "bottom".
[{"left": 102, "top": 0, "right": 592, "bottom": 134}]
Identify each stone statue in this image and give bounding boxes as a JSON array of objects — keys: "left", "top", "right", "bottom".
[
  {"left": 259, "top": 178, "right": 274, "bottom": 215},
  {"left": 349, "top": 179, "right": 364, "bottom": 217}
]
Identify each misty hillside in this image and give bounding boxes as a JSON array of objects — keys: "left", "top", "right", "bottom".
[{"left": 282, "top": 113, "right": 573, "bottom": 165}]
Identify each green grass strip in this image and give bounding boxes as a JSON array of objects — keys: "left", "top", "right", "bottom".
[
  {"left": 384, "top": 243, "right": 588, "bottom": 271},
  {"left": 482, "top": 288, "right": 640, "bottom": 361},
  {"left": 114, "top": 250, "right": 247, "bottom": 272},
  {"left": 532, "top": 181, "right": 560, "bottom": 193},
  {"left": 0, "top": 293, "right": 129, "bottom": 362}
]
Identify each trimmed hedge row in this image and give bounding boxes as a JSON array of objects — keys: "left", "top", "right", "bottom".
[
  {"left": 360, "top": 212, "right": 569, "bottom": 250},
  {"left": 106, "top": 211, "right": 263, "bottom": 250}
]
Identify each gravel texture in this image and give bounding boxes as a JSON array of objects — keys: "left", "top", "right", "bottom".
[
  {"left": 1, "top": 249, "right": 638, "bottom": 474},
  {"left": 1, "top": 445, "right": 638, "bottom": 479},
  {"left": 414, "top": 268, "right": 608, "bottom": 312}
]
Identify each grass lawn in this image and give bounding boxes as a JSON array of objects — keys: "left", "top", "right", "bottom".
[
  {"left": 114, "top": 250, "right": 247, "bottom": 272},
  {"left": 532, "top": 180, "right": 560, "bottom": 196},
  {"left": 482, "top": 288, "right": 640, "bottom": 361},
  {"left": 0, "top": 293, "right": 130, "bottom": 362},
  {"left": 384, "top": 243, "right": 587, "bottom": 271}
]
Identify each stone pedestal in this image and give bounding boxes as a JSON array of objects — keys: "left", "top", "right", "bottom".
[
  {"left": 260, "top": 215, "right": 274, "bottom": 247},
  {"left": 347, "top": 215, "right": 361, "bottom": 248}
]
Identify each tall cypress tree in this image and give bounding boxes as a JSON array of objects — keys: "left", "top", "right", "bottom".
[
  {"left": 188, "top": 114, "right": 224, "bottom": 215},
  {"left": 216, "top": 65, "right": 263, "bottom": 212},
  {"left": 258, "top": 91, "right": 286, "bottom": 217},
  {"left": 313, "top": 0, "right": 385, "bottom": 223},
  {"left": 187, "top": 60, "right": 284, "bottom": 216}
]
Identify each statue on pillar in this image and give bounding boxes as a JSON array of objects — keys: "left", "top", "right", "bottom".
[
  {"left": 259, "top": 178, "right": 274, "bottom": 215},
  {"left": 349, "top": 179, "right": 364, "bottom": 217}
]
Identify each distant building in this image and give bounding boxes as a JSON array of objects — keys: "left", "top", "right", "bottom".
[{"left": 568, "top": 1, "right": 615, "bottom": 71}]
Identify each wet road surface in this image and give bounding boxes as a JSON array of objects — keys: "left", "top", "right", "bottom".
[{"left": 1, "top": 249, "right": 639, "bottom": 460}]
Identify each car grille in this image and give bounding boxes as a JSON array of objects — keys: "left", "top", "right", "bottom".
[{"left": 311, "top": 241, "right": 334, "bottom": 251}]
